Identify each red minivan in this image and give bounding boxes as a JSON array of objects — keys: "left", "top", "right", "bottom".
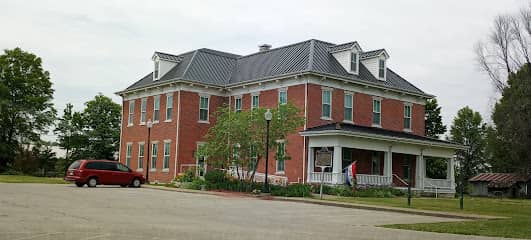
[{"left": 64, "top": 160, "right": 145, "bottom": 188}]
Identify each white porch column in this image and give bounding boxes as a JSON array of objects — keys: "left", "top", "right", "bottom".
[
  {"left": 416, "top": 150, "right": 425, "bottom": 189},
  {"left": 332, "top": 146, "right": 342, "bottom": 184},
  {"left": 448, "top": 157, "right": 455, "bottom": 189},
  {"left": 384, "top": 146, "right": 393, "bottom": 185},
  {"left": 306, "top": 147, "right": 314, "bottom": 183}
]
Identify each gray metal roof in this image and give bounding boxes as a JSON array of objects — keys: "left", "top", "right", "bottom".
[
  {"left": 123, "top": 39, "right": 427, "bottom": 96},
  {"left": 154, "top": 51, "right": 184, "bottom": 62},
  {"left": 360, "top": 49, "right": 386, "bottom": 60},
  {"left": 327, "top": 41, "right": 359, "bottom": 53}
]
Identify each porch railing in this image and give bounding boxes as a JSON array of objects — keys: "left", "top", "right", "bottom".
[
  {"left": 308, "top": 172, "right": 345, "bottom": 184},
  {"left": 357, "top": 174, "right": 391, "bottom": 186},
  {"left": 424, "top": 178, "right": 452, "bottom": 189}
]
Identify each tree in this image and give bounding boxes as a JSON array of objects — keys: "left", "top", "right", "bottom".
[
  {"left": 199, "top": 103, "right": 304, "bottom": 183},
  {"left": 0, "top": 48, "right": 56, "bottom": 171},
  {"left": 489, "top": 64, "right": 531, "bottom": 175},
  {"left": 54, "top": 103, "right": 89, "bottom": 172},
  {"left": 82, "top": 94, "right": 121, "bottom": 160},
  {"left": 425, "top": 98, "right": 447, "bottom": 138},
  {"left": 449, "top": 107, "right": 488, "bottom": 186}
]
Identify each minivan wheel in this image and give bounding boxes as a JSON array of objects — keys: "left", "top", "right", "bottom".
[
  {"left": 131, "top": 178, "right": 141, "bottom": 188},
  {"left": 87, "top": 178, "right": 97, "bottom": 188},
  {"left": 75, "top": 182, "right": 84, "bottom": 187}
]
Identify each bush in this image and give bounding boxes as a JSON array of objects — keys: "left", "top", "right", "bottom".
[
  {"left": 204, "top": 169, "right": 226, "bottom": 184},
  {"left": 182, "top": 178, "right": 207, "bottom": 190},
  {"left": 271, "top": 184, "right": 311, "bottom": 197},
  {"left": 311, "top": 184, "right": 403, "bottom": 198},
  {"left": 175, "top": 168, "right": 196, "bottom": 182}
]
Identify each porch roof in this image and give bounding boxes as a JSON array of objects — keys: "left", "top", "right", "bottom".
[{"left": 300, "top": 123, "right": 466, "bottom": 150}]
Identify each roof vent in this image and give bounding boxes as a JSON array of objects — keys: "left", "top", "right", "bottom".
[{"left": 258, "top": 44, "right": 272, "bottom": 52}]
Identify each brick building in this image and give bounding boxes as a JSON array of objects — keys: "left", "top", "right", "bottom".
[{"left": 116, "top": 39, "right": 464, "bottom": 193}]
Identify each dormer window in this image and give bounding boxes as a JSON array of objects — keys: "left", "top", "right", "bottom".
[
  {"left": 154, "top": 61, "right": 160, "bottom": 80},
  {"left": 350, "top": 52, "right": 359, "bottom": 73},
  {"left": 378, "top": 59, "right": 385, "bottom": 79}
]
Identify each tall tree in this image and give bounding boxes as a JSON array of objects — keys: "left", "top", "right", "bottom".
[
  {"left": 489, "top": 64, "right": 531, "bottom": 175},
  {"left": 425, "top": 98, "right": 447, "bottom": 138},
  {"left": 449, "top": 107, "right": 488, "bottom": 185},
  {"left": 54, "top": 103, "right": 89, "bottom": 171},
  {"left": 0, "top": 48, "right": 56, "bottom": 171},
  {"left": 82, "top": 94, "right": 121, "bottom": 160}
]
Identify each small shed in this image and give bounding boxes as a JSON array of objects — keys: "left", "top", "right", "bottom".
[{"left": 469, "top": 173, "right": 530, "bottom": 198}]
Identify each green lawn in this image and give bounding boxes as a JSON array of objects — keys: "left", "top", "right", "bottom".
[
  {"left": 0, "top": 175, "right": 67, "bottom": 184},
  {"left": 325, "top": 196, "right": 531, "bottom": 239}
]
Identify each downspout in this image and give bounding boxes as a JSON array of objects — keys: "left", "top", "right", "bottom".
[
  {"left": 118, "top": 98, "right": 125, "bottom": 162},
  {"left": 173, "top": 90, "right": 181, "bottom": 179},
  {"left": 302, "top": 77, "right": 308, "bottom": 183}
]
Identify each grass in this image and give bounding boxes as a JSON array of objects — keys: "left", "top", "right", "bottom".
[
  {"left": 325, "top": 195, "right": 531, "bottom": 239},
  {"left": 0, "top": 175, "right": 68, "bottom": 184}
]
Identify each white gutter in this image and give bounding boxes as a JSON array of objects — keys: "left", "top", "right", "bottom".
[{"left": 173, "top": 90, "right": 181, "bottom": 178}]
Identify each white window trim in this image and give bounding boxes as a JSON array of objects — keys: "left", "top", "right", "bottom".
[
  {"left": 125, "top": 142, "right": 133, "bottom": 166},
  {"left": 234, "top": 95, "right": 242, "bottom": 112},
  {"left": 165, "top": 93, "right": 173, "bottom": 122},
  {"left": 275, "top": 139, "right": 286, "bottom": 174},
  {"left": 350, "top": 51, "right": 359, "bottom": 74},
  {"left": 127, "top": 100, "right": 135, "bottom": 127},
  {"left": 251, "top": 93, "right": 260, "bottom": 110},
  {"left": 137, "top": 141, "right": 145, "bottom": 171},
  {"left": 153, "top": 59, "right": 160, "bottom": 80},
  {"left": 378, "top": 58, "right": 386, "bottom": 80},
  {"left": 162, "top": 139, "right": 171, "bottom": 171},
  {"left": 343, "top": 92, "right": 354, "bottom": 123},
  {"left": 196, "top": 142, "right": 207, "bottom": 176},
  {"left": 372, "top": 97, "right": 382, "bottom": 128},
  {"left": 140, "top": 98, "right": 147, "bottom": 125},
  {"left": 153, "top": 95, "right": 160, "bottom": 123},
  {"left": 403, "top": 102, "right": 412, "bottom": 132},
  {"left": 278, "top": 88, "right": 288, "bottom": 105},
  {"left": 321, "top": 87, "right": 333, "bottom": 120},
  {"left": 198, "top": 94, "right": 210, "bottom": 124},
  {"left": 150, "top": 141, "right": 159, "bottom": 171}
]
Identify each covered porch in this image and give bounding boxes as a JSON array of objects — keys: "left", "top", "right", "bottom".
[{"left": 301, "top": 123, "right": 465, "bottom": 193}]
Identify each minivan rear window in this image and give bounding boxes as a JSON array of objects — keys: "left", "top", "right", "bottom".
[{"left": 68, "top": 160, "right": 81, "bottom": 169}]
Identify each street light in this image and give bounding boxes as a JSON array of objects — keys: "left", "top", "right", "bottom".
[
  {"left": 263, "top": 109, "right": 272, "bottom": 193},
  {"left": 145, "top": 119, "right": 153, "bottom": 184}
]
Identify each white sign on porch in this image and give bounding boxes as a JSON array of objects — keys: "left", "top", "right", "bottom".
[{"left": 315, "top": 147, "right": 332, "bottom": 167}]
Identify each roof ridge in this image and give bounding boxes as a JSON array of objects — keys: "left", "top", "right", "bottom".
[
  {"left": 197, "top": 48, "right": 240, "bottom": 59},
  {"left": 237, "top": 39, "right": 314, "bottom": 60},
  {"left": 307, "top": 39, "right": 316, "bottom": 71},
  {"left": 182, "top": 50, "right": 199, "bottom": 79}
]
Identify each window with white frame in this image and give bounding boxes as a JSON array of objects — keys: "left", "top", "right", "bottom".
[
  {"left": 196, "top": 143, "right": 206, "bottom": 177},
  {"left": 125, "top": 143, "right": 132, "bottom": 167},
  {"left": 138, "top": 143, "right": 144, "bottom": 169},
  {"left": 199, "top": 96, "right": 209, "bottom": 122},
  {"left": 378, "top": 59, "right": 385, "bottom": 79},
  {"left": 322, "top": 89, "right": 332, "bottom": 119},
  {"left": 154, "top": 61, "right": 159, "bottom": 80},
  {"left": 234, "top": 96, "right": 242, "bottom": 112},
  {"left": 166, "top": 94, "right": 173, "bottom": 121},
  {"left": 344, "top": 93, "right": 353, "bottom": 122},
  {"left": 151, "top": 142, "right": 158, "bottom": 169},
  {"left": 372, "top": 98, "right": 381, "bottom": 126},
  {"left": 276, "top": 140, "right": 286, "bottom": 173},
  {"left": 140, "top": 98, "right": 147, "bottom": 124},
  {"left": 278, "top": 89, "right": 287, "bottom": 105},
  {"left": 128, "top": 100, "right": 134, "bottom": 126},
  {"left": 153, "top": 95, "right": 160, "bottom": 122},
  {"left": 251, "top": 94, "right": 259, "bottom": 110},
  {"left": 163, "top": 141, "right": 170, "bottom": 170},
  {"left": 404, "top": 104, "right": 412, "bottom": 131},
  {"left": 350, "top": 52, "right": 358, "bottom": 73}
]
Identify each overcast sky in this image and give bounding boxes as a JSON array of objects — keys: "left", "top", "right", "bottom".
[{"left": 0, "top": 0, "right": 525, "bottom": 140}]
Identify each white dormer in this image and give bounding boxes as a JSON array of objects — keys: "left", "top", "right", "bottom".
[
  {"left": 329, "top": 42, "right": 362, "bottom": 75},
  {"left": 360, "top": 49, "right": 389, "bottom": 81},
  {"left": 152, "top": 52, "right": 182, "bottom": 81}
]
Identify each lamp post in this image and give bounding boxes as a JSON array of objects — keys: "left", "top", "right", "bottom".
[
  {"left": 263, "top": 109, "right": 272, "bottom": 193},
  {"left": 145, "top": 119, "right": 153, "bottom": 184}
]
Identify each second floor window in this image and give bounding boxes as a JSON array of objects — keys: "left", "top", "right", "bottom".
[
  {"left": 151, "top": 142, "right": 158, "bottom": 169},
  {"left": 404, "top": 104, "right": 412, "bottom": 130},
  {"left": 350, "top": 52, "right": 358, "bottom": 72},
  {"left": 138, "top": 143, "right": 144, "bottom": 169},
  {"left": 322, "top": 89, "right": 332, "bottom": 119},
  {"left": 125, "top": 143, "right": 132, "bottom": 167},
  {"left": 128, "top": 100, "right": 134, "bottom": 126},
  {"left": 251, "top": 95, "right": 259, "bottom": 110},
  {"left": 344, "top": 93, "right": 353, "bottom": 122},
  {"left": 278, "top": 89, "right": 287, "bottom": 105},
  {"left": 166, "top": 94, "right": 173, "bottom": 121},
  {"left": 163, "top": 141, "right": 170, "bottom": 169},
  {"left": 153, "top": 95, "right": 160, "bottom": 122},
  {"left": 372, "top": 98, "right": 381, "bottom": 126},
  {"left": 235, "top": 97, "right": 242, "bottom": 112},
  {"left": 199, "top": 96, "right": 209, "bottom": 122},
  {"left": 140, "top": 98, "right": 147, "bottom": 124},
  {"left": 378, "top": 59, "right": 385, "bottom": 79}
]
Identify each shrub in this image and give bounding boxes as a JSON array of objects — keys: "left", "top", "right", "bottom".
[
  {"left": 175, "top": 168, "right": 196, "bottom": 182},
  {"left": 271, "top": 184, "right": 311, "bottom": 197},
  {"left": 182, "top": 178, "right": 207, "bottom": 190},
  {"left": 204, "top": 169, "right": 226, "bottom": 184}
]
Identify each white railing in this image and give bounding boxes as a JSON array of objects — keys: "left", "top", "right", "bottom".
[
  {"left": 308, "top": 172, "right": 345, "bottom": 184},
  {"left": 225, "top": 167, "right": 288, "bottom": 186},
  {"left": 424, "top": 178, "right": 452, "bottom": 189},
  {"left": 357, "top": 174, "right": 392, "bottom": 186}
]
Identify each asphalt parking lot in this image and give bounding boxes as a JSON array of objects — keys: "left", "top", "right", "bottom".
[{"left": 0, "top": 183, "right": 506, "bottom": 240}]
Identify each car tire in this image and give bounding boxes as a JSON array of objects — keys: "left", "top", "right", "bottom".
[
  {"left": 75, "top": 182, "right": 84, "bottom": 187},
  {"left": 87, "top": 177, "right": 97, "bottom": 188},
  {"left": 131, "top": 178, "right": 141, "bottom": 188}
]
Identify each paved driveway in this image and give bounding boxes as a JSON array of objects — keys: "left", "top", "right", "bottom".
[{"left": 0, "top": 183, "right": 507, "bottom": 240}]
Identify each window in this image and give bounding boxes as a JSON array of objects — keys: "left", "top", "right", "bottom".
[
  {"left": 153, "top": 95, "right": 160, "bottom": 122},
  {"left": 197, "top": 143, "right": 206, "bottom": 177},
  {"left": 166, "top": 94, "right": 173, "bottom": 121},
  {"left": 154, "top": 61, "right": 159, "bottom": 79},
  {"left": 350, "top": 52, "right": 358, "bottom": 72},
  {"left": 344, "top": 93, "right": 353, "bottom": 122},
  {"left": 140, "top": 98, "right": 147, "bottom": 124},
  {"left": 276, "top": 141, "right": 286, "bottom": 173},
  {"left": 125, "top": 143, "right": 132, "bottom": 167},
  {"left": 250, "top": 145, "right": 258, "bottom": 171},
  {"left": 128, "top": 100, "right": 134, "bottom": 126},
  {"left": 404, "top": 104, "right": 412, "bottom": 131},
  {"left": 163, "top": 141, "right": 170, "bottom": 170},
  {"left": 322, "top": 89, "right": 332, "bottom": 119},
  {"left": 138, "top": 143, "right": 144, "bottom": 169},
  {"left": 278, "top": 89, "right": 287, "bottom": 105},
  {"left": 378, "top": 59, "right": 385, "bottom": 79},
  {"left": 116, "top": 163, "right": 130, "bottom": 172},
  {"left": 372, "top": 98, "right": 381, "bottom": 126},
  {"left": 235, "top": 96, "right": 242, "bottom": 112},
  {"left": 151, "top": 142, "right": 158, "bottom": 169},
  {"left": 251, "top": 94, "right": 259, "bottom": 110},
  {"left": 199, "top": 96, "right": 209, "bottom": 122},
  {"left": 371, "top": 152, "right": 381, "bottom": 175}
]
